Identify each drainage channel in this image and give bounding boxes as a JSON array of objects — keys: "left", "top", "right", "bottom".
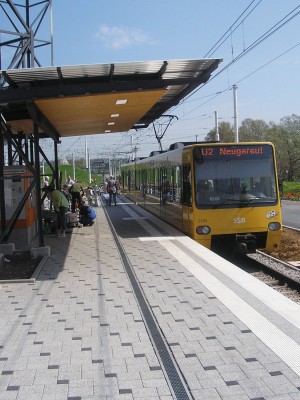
[{"left": 105, "top": 210, "right": 194, "bottom": 400}]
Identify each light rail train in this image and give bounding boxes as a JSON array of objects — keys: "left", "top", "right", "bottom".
[{"left": 121, "top": 142, "right": 282, "bottom": 254}]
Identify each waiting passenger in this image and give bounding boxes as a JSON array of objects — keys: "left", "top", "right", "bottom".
[
  {"left": 79, "top": 203, "right": 96, "bottom": 226},
  {"left": 69, "top": 180, "right": 83, "bottom": 212},
  {"left": 43, "top": 176, "right": 50, "bottom": 188},
  {"left": 107, "top": 176, "right": 117, "bottom": 206},
  {"left": 65, "top": 175, "right": 75, "bottom": 187},
  {"left": 43, "top": 185, "right": 69, "bottom": 237}
]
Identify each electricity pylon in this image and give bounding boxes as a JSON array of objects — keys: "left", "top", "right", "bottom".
[{"left": 0, "top": 0, "right": 53, "bottom": 75}]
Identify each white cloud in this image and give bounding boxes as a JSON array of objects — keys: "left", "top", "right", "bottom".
[{"left": 96, "top": 24, "right": 155, "bottom": 49}]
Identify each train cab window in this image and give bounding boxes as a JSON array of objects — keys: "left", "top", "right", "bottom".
[
  {"left": 253, "top": 181, "right": 265, "bottom": 196},
  {"left": 196, "top": 179, "right": 211, "bottom": 203},
  {"left": 194, "top": 144, "right": 278, "bottom": 209}
]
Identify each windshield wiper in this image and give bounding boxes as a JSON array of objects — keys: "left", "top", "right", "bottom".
[
  {"left": 211, "top": 199, "right": 243, "bottom": 209},
  {"left": 240, "top": 197, "right": 275, "bottom": 205},
  {"left": 208, "top": 198, "right": 275, "bottom": 208}
]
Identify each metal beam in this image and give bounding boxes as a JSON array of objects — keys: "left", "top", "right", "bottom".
[
  {"left": 5, "top": 128, "right": 35, "bottom": 173},
  {"left": 33, "top": 123, "right": 45, "bottom": 247},
  {"left": 0, "top": 121, "right": 6, "bottom": 234},
  {"left": 0, "top": 76, "right": 209, "bottom": 103}
]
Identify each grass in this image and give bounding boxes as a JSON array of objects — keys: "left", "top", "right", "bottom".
[{"left": 44, "top": 165, "right": 104, "bottom": 187}]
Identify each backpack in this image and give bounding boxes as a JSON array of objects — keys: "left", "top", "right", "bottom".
[
  {"left": 108, "top": 180, "right": 116, "bottom": 193},
  {"left": 89, "top": 207, "right": 96, "bottom": 220}
]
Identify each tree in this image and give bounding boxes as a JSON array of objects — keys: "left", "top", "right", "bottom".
[
  {"left": 265, "top": 115, "right": 300, "bottom": 180},
  {"left": 205, "top": 121, "right": 234, "bottom": 142},
  {"left": 265, "top": 123, "right": 288, "bottom": 179},
  {"left": 201, "top": 114, "right": 299, "bottom": 180},
  {"left": 239, "top": 118, "right": 269, "bottom": 142},
  {"left": 279, "top": 115, "right": 300, "bottom": 180}
]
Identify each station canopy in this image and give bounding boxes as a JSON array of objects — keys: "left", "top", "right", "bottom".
[{"left": 0, "top": 58, "right": 222, "bottom": 142}]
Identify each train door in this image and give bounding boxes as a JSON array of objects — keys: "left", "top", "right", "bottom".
[
  {"left": 182, "top": 163, "right": 193, "bottom": 235},
  {"left": 141, "top": 169, "right": 147, "bottom": 204},
  {"left": 159, "top": 167, "right": 168, "bottom": 219}
]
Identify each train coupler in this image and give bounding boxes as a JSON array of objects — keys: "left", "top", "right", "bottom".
[{"left": 235, "top": 233, "right": 257, "bottom": 254}]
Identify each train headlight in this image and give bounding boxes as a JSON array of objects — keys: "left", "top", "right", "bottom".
[
  {"left": 268, "top": 222, "right": 281, "bottom": 231},
  {"left": 196, "top": 226, "right": 211, "bottom": 235}
]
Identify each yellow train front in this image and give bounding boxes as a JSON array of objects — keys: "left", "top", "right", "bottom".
[{"left": 121, "top": 142, "right": 282, "bottom": 254}]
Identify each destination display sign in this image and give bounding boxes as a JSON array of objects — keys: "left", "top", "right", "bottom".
[{"left": 195, "top": 144, "right": 272, "bottom": 160}]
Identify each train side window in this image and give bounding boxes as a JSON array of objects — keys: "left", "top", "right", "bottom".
[{"left": 182, "top": 164, "right": 192, "bottom": 206}]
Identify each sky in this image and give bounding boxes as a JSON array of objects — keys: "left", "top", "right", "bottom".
[{"left": 2, "top": 0, "right": 300, "bottom": 160}]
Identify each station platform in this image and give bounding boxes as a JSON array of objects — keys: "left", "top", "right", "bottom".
[{"left": 1, "top": 194, "right": 300, "bottom": 400}]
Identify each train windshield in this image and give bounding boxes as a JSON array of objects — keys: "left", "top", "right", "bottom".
[{"left": 194, "top": 144, "right": 278, "bottom": 209}]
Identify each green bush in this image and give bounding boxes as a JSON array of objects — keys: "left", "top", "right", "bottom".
[{"left": 282, "top": 181, "right": 300, "bottom": 201}]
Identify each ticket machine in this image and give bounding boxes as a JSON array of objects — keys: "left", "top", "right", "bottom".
[{"left": 1, "top": 165, "right": 37, "bottom": 248}]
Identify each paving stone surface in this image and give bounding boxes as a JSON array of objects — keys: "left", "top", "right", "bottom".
[{"left": 1, "top": 197, "right": 300, "bottom": 399}]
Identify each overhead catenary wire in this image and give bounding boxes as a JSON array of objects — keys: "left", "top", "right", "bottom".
[
  {"left": 170, "top": 3, "right": 300, "bottom": 114},
  {"left": 57, "top": 2, "right": 261, "bottom": 158},
  {"left": 203, "top": 0, "right": 262, "bottom": 58},
  {"left": 214, "top": 4, "right": 300, "bottom": 75},
  {"left": 58, "top": 3, "right": 300, "bottom": 159},
  {"left": 169, "top": 38, "right": 300, "bottom": 122},
  {"left": 235, "top": 40, "right": 300, "bottom": 85}
]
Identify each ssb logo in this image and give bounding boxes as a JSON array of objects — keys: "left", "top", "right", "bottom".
[{"left": 233, "top": 217, "right": 246, "bottom": 224}]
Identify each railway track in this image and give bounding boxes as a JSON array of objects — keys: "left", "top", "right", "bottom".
[
  {"left": 217, "top": 226, "right": 300, "bottom": 303},
  {"left": 246, "top": 251, "right": 300, "bottom": 303}
]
